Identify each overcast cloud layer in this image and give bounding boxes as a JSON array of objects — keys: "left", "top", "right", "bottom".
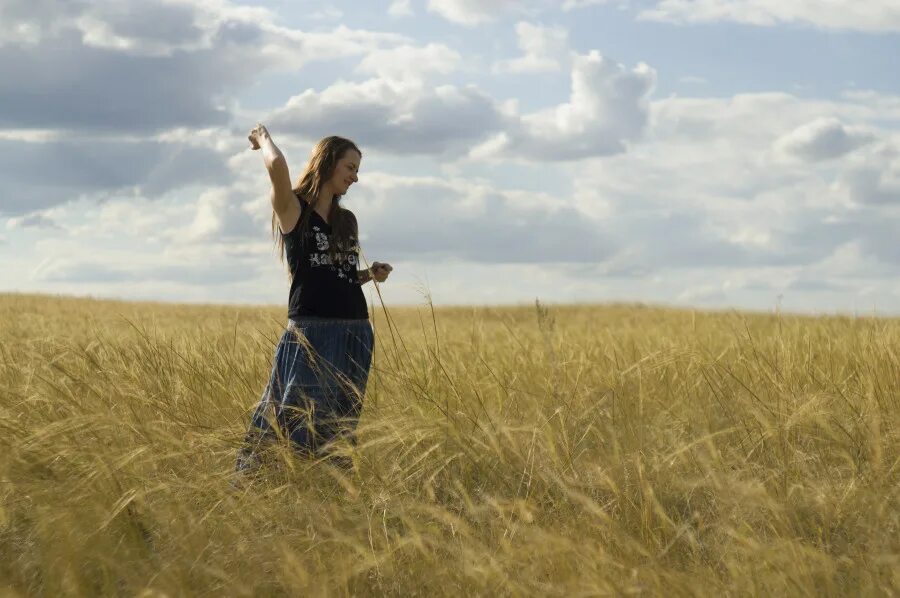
[{"left": 1, "top": 0, "right": 898, "bottom": 315}]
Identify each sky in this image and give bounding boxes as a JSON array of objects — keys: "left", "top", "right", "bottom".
[{"left": 1, "top": 0, "right": 899, "bottom": 316}]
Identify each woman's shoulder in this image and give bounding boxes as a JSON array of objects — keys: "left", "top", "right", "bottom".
[
  {"left": 341, "top": 209, "right": 359, "bottom": 237},
  {"left": 341, "top": 207, "right": 357, "bottom": 225}
]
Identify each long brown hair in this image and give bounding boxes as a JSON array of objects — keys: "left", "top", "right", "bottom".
[{"left": 273, "top": 136, "right": 361, "bottom": 278}]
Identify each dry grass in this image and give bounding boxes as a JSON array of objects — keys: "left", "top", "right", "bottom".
[{"left": 0, "top": 292, "right": 897, "bottom": 597}]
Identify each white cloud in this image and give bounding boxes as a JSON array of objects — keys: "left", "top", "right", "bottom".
[
  {"left": 186, "top": 187, "right": 264, "bottom": 242},
  {"left": 268, "top": 78, "right": 504, "bottom": 155},
  {"left": 6, "top": 212, "right": 62, "bottom": 230},
  {"left": 493, "top": 22, "right": 569, "bottom": 73},
  {"left": 258, "top": 24, "right": 409, "bottom": 70},
  {"left": 388, "top": 0, "right": 413, "bottom": 17},
  {"left": 773, "top": 117, "right": 874, "bottom": 162},
  {"left": 562, "top": 0, "right": 611, "bottom": 10},
  {"left": 568, "top": 90, "right": 900, "bottom": 289},
  {"left": 8, "top": 86, "right": 900, "bottom": 313},
  {"left": 477, "top": 51, "right": 657, "bottom": 160},
  {"left": 426, "top": 0, "right": 518, "bottom": 25},
  {"left": 336, "top": 172, "right": 617, "bottom": 264},
  {"left": 0, "top": 136, "right": 233, "bottom": 215},
  {"left": 639, "top": 0, "right": 900, "bottom": 33},
  {"left": 424, "top": 0, "right": 611, "bottom": 24},
  {"left": 832, "top": 160, "right": 900, "bottom": 206},
  {"left": 14, "top": 185, "right": 276, "bottom": 297},
  {"left": 807, "top": 241, "right": 890, "bottom": 280},
  {"left": 268, "top": 49, "right": 655, "bottom": 162},
  {"left": 840, "top": 91, "right": 900, "bottom": 120},
  {"left": 43, "top": 195, "right": 191, "bottom": 243},
  {"left": 0, "top": 0, "right": 274, "bottom": 55},
  {"left": 3, "top": 0, "right": 899, "bottom": 315},
  {"left": 6, "top": 160, "right": 617, "bottom": 305},
  {"left": 0, "top": 0, "right": 409, "bottom": 136},
  {"left": 0, "top": 0, "right": 418, "bottom": 218}
]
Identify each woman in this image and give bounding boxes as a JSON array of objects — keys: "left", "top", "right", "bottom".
[{"left": 234, "top": 124, "right": 392, "bottom": 477}]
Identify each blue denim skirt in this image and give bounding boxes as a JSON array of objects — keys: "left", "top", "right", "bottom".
[{"left": 235, "top": 316, "right": 374, "bottom": 472}]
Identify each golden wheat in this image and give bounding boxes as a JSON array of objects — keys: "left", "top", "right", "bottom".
[{"left": 0, "top": 292, "right": 897, "bottom": 596}]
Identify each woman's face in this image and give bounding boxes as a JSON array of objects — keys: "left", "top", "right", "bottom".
[{"left": 330, "top": 149, "right": 361, "bottom": 196}]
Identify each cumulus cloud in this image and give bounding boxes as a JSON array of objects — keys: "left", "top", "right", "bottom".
[
  {"left": 493, "top": 22, "right": 569, "bottom": 73},
  {"left": 425, "top": 0, "right": 609, "bottom": 24},
  {"left": 186, "top": 187, "right": 267, "bottom": 242},
  {"left": 13, "top": 163, "right": 619, "bottom": 300},
  {"left": 268, "top": 79, "right": 504, "bottom": 155},
  {"left": 0, "top": 0, "right": 415, "bottom": 217},
  {"left": 639, "top": 0, "right": 900, "bottom": 33},
  {"left": 9, "top": 85, "right": 900, "bottom": 312},
  {"left": 269, "top": 49, "right": 654, "bottom": 162},
  {"left": 797, "top": 241, "right": 898, "bottom": 286},
  {"left": 6, "top": 212, "right": 62, "bottom": 230},
  {"left": 562, "top": 0, "right": 612, "bottom": 10},
  {"left": 0, "top": 0, "right": 407, "bottom": 134},
  {"left": 16, "top": 187, "right": 273, "bottom": 293},
  {"left": 0, "top": 137, "right": 231, "bottom": 215},
  {"left": 345, "top": 173, "right": 617, "bottom": 264},
  {"left": 0, "top": 0, "right": 268, "bottom": 53},
  {"left": 4, "top": 0, "right": 899, "bottom": 313},
  {"left": 477, "top": 51, "right": 656, "bottom": 160},
  {"left": 833, "top": 165, "right": 900, "bottom": 206},
  {"left": 426, "top": 0, "right": 518, "bottom": 25},
  {"left": 0, "top": 31, "right": 232, "bottom": 133},
  {"left": 773, "top": 117, "right": 874, "bottom": 162},
  {"left": 1, "top": 0, "right": 85, "bottom": 46},
  {"left": 0, "top": 0, "right": 658, "bottom": 220},
  {"left": 388, "top": 0, "right": 413, "bottom": 17},
  {"left": 569, "top": 90, "right": 900, "bottom": 286}
]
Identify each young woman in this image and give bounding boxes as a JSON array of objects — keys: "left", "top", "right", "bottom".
[{"left": 234, "top": 124, "right": 392, "bottom": 477}]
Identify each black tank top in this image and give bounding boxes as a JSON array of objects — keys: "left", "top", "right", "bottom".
[{"left": 284, "top": 193, "right": 369, "bottom": 320}]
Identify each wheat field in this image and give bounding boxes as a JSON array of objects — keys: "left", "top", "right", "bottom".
[{"left": 0, "top": 292, "right": 897, "bottom": 597}]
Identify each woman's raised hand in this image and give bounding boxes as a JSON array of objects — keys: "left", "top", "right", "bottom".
[{"left": 248, "top": 123, "right": 271, "bottom": 150}]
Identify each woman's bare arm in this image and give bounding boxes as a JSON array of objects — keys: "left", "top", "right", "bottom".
[{"left": 248, "top": 124, "right": 294, "bottom": 216}]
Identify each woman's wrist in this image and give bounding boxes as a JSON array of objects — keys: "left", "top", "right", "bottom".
[{"left": 261, "top": 136, "right": 284, "bottom": 167}]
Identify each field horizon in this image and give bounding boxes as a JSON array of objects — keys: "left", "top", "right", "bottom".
[
  {"left": 1, "top": 292, "right": 897, "bottom": 596},
  {"left": 1, "top": 290, "right": 893, "bottom": 320}
]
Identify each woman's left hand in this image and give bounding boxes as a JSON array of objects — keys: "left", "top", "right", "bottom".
[{"left": 371, "top": 262, "right": 393, "bottom": 283}]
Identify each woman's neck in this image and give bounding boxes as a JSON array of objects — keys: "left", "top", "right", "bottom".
[
  {"left": 310, "top": 186, "right": 335, "bottom": 224},
  {"left": 316, "top": 185, "right": 335, "bottom": 211}
]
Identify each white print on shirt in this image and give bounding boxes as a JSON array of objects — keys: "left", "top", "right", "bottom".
[
  {"left": 306, "top": 229, "right": 362, "bottom": 284},
  {"left": 309, "top": 253, "right": 332, "bottom": 267}
]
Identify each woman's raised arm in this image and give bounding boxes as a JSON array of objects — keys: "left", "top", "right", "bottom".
[{"left": 248, "top": 123, "right": 294, "bottom": 216}]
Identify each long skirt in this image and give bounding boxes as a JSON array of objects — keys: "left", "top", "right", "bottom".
[{"left": 235, "top": 316, "right": 374, "bottom": 473}]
